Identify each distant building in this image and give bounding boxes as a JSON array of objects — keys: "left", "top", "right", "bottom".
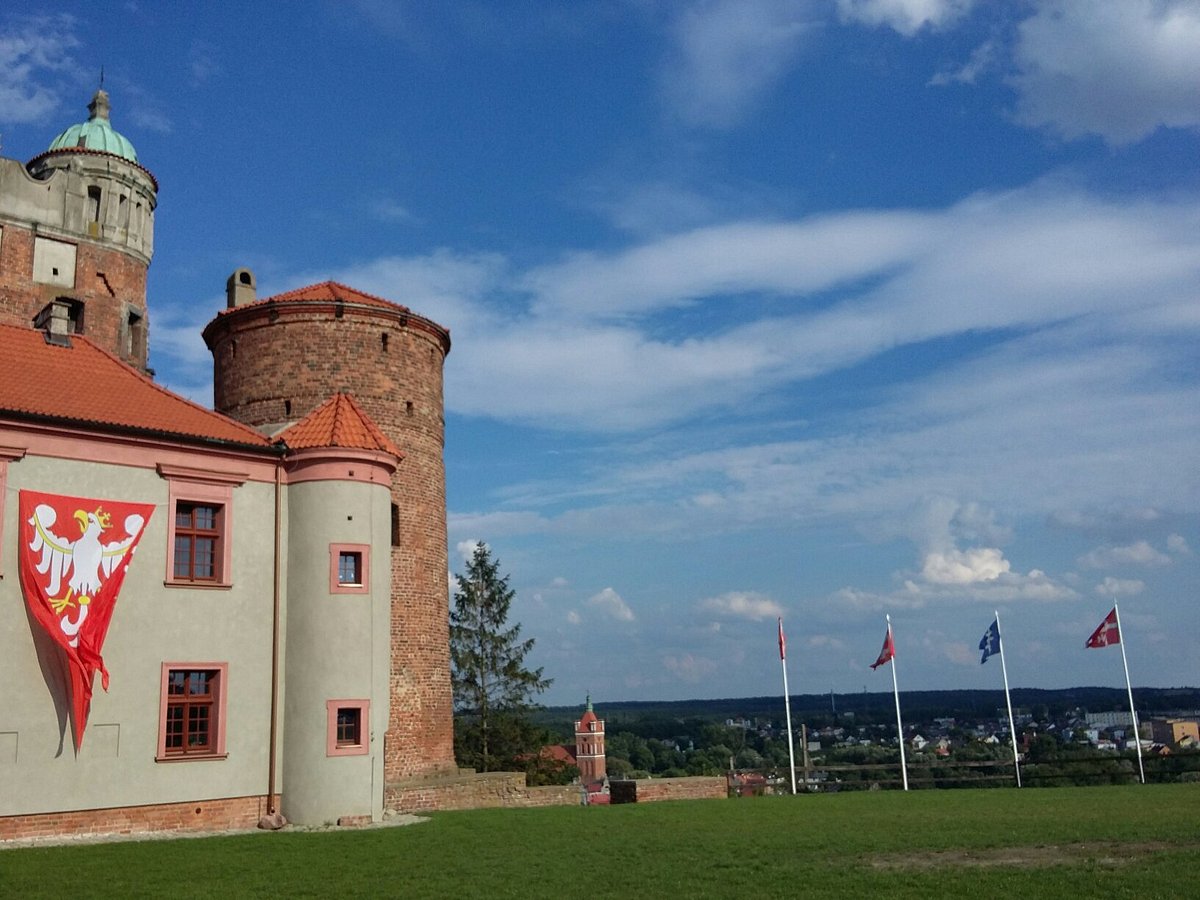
[
  {"left": 1149, "top": 718, "right": 1200, "bottom": 750},
  {"left": 575, "top": 695, "right": 607, "bottom": 784},
  {"left": 1085, "top": 711, "right": 1134, "bottom": 728}
]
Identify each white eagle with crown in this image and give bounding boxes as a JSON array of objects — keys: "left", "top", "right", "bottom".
[{"left": 26, "top": 503, "right": 146, "bottom": 647}]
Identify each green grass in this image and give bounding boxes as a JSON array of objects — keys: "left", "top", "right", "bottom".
[{"left": 3, "top": 785, "right": 1198, "bottom": 898}]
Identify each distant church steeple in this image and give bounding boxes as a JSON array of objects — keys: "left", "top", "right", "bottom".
[{"left": 574, "top": 695, "right": 606, "bottom": 783}]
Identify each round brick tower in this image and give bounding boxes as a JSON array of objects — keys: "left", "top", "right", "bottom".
[
  {"left": 202, "top": 275, "right": 456, "bottom": 780},
  {"left": 0, "top": 89, "right": 157, "bottom": 371}
]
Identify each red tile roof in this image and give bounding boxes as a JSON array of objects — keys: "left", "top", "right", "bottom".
[
  {"left": 214, "top": 280, "right": 410, "bottom": 318},
  {"left": 278, "top": 393, "right": 401, "bottom": 457},
  {"left": 0, "top": 324, "right": 272, "bottom": 447}
]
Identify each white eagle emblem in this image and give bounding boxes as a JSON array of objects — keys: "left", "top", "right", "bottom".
[{"left": 26, "top": 504, "right": 145, "bottom": 647}]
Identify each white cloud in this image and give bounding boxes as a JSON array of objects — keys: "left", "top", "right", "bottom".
[
  {"left": 662, "top": 652, "right": 718, "bottom": 682},
  {"left": 587, "top": 587, "right": 635, "bottom": 622},
  {"left": 454, "top": 539, "right": 486, "bottom": 563},
  {"left": 929, "top": 39, "right": 996, "bottom": 86},
  {"left": 1167, "top": 534, "right": 1191, "bottom": 555},
  {"left": 0, "top": 14, "right": 78, "bottom": 125},
  {"left": 700, "top": 590, "right": 783, "bottom": 620},
  {"left": 660, "top": 0, "right": 815, "bottom": 128},
  {"left": 921, "top": 547, "right": 1009, "bottom": 585},
  {"left": 1096, "top": 577, "right": 1146, "bottom": 598},
  {"left": 566, "top": 610, "right": 581, "bottom": 625},
  {"left": 837, "top": 0, "right": 974, "bottom": 36},
  {"left": 1009, "top": 0, "right": 1200, "bottom": 145},
  {"left": 1079, "top": 541, "right": 1172, "bottom": 569}
]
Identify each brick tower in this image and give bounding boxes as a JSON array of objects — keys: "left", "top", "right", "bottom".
[
  {"left": 0, "top": 89, "right": 157, "bottom": 371},
  {"left": 202, "top": 276, "right": 457, "bottom": 780},
  {"left": 574, "top": 696, "right": 606, "bottom": 783}
]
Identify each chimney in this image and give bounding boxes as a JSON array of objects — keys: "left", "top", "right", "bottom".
[
  {"left": 34, "top": 299, "right": 73, "bottom": 347},
  {"left": 226, "top": 267, "right": 257, "bottom": 308}
]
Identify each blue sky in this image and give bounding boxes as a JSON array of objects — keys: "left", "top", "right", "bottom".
[{"left": 3, "top": 1, "right": 1198, "bottom": 706}]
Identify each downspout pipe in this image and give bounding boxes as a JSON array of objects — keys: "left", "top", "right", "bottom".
[{"left": 259, "top": 461, "right": 287, "bottom": 830}]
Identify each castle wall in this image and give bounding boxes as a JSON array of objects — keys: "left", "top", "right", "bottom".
[
  {"left": 0, "top": 443, "right": 277, "bottom": 821},
  {"left": 206, "top": 300, "right": 456, "bottom": 781}
]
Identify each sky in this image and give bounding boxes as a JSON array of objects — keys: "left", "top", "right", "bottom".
[{"left": 2, "top": 1, "right": 1198, "bottom": 707}]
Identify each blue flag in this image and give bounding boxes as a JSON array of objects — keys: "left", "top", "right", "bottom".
[{"left": 979, "top": 619, "right": 1001, "bottom": 664}]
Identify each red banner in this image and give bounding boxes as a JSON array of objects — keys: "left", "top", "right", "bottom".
[{"left": 19, "top": 491, "right": 154, "bottom": 749}]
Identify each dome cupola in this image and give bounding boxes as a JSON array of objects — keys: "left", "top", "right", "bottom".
[{"left": 47, "top": 89, "right": 139, "bottom": 163}]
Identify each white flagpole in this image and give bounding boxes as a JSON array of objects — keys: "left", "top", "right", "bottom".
[
  {"left": 779, "top": 618, "right": 797, "bottom": 795},
  {"left": 1113, "top": 602, "right": 1145, "bottom": 784},
  {"left": 887, "top": 615, "right": 909, "bottom": 791},
  {"left": 994, "top": 610, "right": 1021, "bottom": 788}
]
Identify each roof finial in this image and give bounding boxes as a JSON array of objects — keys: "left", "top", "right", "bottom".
[
  {"left": 586, "top": 693, "right": 592, "bottom": 712},
  {"left": 88, "top": 86, "right": 111, "bottom": 122},
  {"left": 99, "top": 65, "right": 105, "bottom": 89}
]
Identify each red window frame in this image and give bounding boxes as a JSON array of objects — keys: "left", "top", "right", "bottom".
[
  {"left": 326, "top": 699, "right": 370, "bottom": 756},
  {"left": 173, "top": 502, "right": 220, "bottom": 581},
  {"left": 157, "top": 663, "right": 228, "bottom": 761}
]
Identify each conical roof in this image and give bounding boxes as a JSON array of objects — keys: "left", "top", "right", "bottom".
[{"left": 47, "top": 89, "right": 139, "bottom": 163}]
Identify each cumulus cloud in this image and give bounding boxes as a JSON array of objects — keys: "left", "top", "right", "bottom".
[
  {"left": 1078, "top": 541, "right": 1172, "bottom": 569},
  {"left": 1167, "top": 534, "right": 1191, "bottom": 555},
  {"left": 837, "top": 0, "right": 974, "bottom": 35},
  {"left": 700, "top": 590, "right": 783, "bottom": 620},
  {"left": 1096, "top": 577, "right": 1146, "bottom": 598},
  {"left": 1009, "top": 0, "right": 1200, "bottom": 145},
  {"left": 454, "top": 539, "right": 486, "bottom": 563},
  {"left": 921, "top": 547, "right": 1009, "bottom": 585},
  {"left": 834, "top": 565, "right": 1076, "bottom": 611},
  {"left": 0, "top": 14, "right": 78, "bottom": 125},
  {"left": 659, "top": 0, "right": 815, "bottom": 128},
  {"left": 587, "top": 587, "right": 635, "bottom": 621}
]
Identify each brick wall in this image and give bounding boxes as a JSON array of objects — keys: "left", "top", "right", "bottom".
[
  {"left": 0, "top": 795, "right": 269, "bottom": 842},
  {"left": 385, "top": 772, "right": 581, "bottom": 813},
  {"left": 609, "top": 777, "right": 727, "bottom": 804},
  {"left": 0, "top": 222, "right": 150, "bottom": 370},
  {"left": 206, "top": 300, "right": 456, "bottom": 779}
]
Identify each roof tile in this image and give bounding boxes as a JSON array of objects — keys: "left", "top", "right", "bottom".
[
  {"left": 278, "top": 393, "right": 401, "bottom": 457},
  {"left": 0, "top": 324, "right": 272, "bottom": 446}
]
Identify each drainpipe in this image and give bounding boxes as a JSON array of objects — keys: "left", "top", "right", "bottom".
[{"left": 259, "top": 461, "right": 287, "bottom": 830}]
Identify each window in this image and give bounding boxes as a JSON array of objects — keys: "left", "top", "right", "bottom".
[
  {"left": 174, "top": 502, "right": 220, "bottom": 581},
  {"left": 160, "top": 466, "right": 240, "bottom": 588},
  {"left": 329, "top": 543, "right": 370, "bottom": 594},
  {"left": 338, "top": 551, "right": 362, "bottom": 586},
  {"left": 157, "top": 663, "right": 228, "bottom": 761},
  {"left": 326, "top": 699, "right": 369, "bottom": 756}
]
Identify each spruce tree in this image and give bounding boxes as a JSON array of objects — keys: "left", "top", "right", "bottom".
[{"left": 450, "top": 542, "right": 551, "bottom": 772}]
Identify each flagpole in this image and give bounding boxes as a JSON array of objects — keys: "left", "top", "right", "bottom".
[
  {"left": 779, "top": 618, "right": 797, "bottom": 795},
  {"left": 994, "top": 610, "right": 1021, "bottom": 788},
  {"left": 887, "top": 615, "right": 909, "bottom": 791},
  {"left": 1113, "top": 602, "right": 1145, "bottom": 784}
]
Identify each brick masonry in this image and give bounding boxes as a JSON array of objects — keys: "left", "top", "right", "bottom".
[
  {"left": 609, "top": 777, "right": 727, "bottom": 804},
  {"left": 205, "top": 298, "right": 457, "bottom": 780},
  {"left": 0, "top": 795, "right": 269, "bottom": 842},
  {"left": 0, "top": 222, "right": 150, "bottom": 370}
]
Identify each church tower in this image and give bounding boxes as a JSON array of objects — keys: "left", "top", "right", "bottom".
[
  {"left": 574, "top": 696, "right": 606, "bottom": 783},
  {"left": 0, "top": 89, "right": 157, "bottom": 371}
]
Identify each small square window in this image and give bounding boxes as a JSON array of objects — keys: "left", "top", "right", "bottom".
[
  {"left": 327, "top": 699, "right": 369, "bottom": 756},
  {"left": 329, "top": 543, "right": 370, "bottom": 594}
]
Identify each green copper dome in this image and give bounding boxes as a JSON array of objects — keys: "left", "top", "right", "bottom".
[{"left": 47, "top": 89, "right": 139, "bottom": 163}]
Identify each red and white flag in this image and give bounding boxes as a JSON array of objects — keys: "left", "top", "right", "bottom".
[
  {"left": 1086, "top": 607, "right": 1120, "bottom": 648},
  {"left": 19, "top": 491, "right": 153, "bottom": 749},
  {"left": 778, "top": 617, "right": 786, "bottom": 661},
  {"left": 870, "top": 625, "right": 895, "bottom": 670}
]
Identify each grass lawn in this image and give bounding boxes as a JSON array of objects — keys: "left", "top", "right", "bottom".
[{"left": 2, "top": 785, "right": 1198, "bottom": 898}]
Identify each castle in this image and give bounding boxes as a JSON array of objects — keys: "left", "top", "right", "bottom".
[{"left": 0, "top": 91, "right": 457, "bottom": 837}]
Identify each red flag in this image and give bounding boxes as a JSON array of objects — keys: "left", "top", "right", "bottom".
[
  {"left": 19, "top": 491, "right": 154, "bottom": 749},
  {"left": 778, "top": 617, "right": 786, "bottom": 660},
  {"left": 870, "top": 626, "right": 895, "bottom": 670},
  {"left": 1086, "top": 607, "right": 1120, "bottom": 648}
]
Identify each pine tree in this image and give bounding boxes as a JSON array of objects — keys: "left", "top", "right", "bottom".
[{"left": 450, "top": 542, "right": 551, "bottom": 772}]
